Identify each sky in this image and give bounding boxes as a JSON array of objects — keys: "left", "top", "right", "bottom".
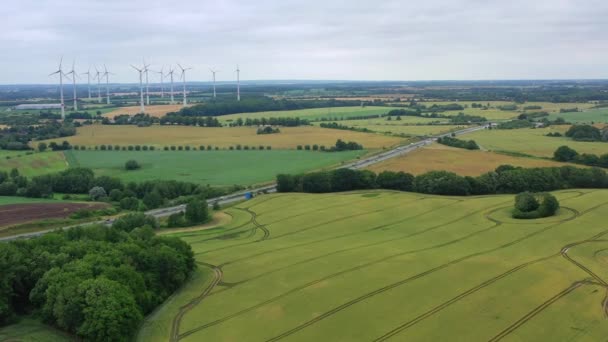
[{"left": 2, "top": 0, "right": 608, "bottom": 84}]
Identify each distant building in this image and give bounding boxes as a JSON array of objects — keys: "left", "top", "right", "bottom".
[{"left": 14, "top": 104, "right": 62, "bottom": 110}]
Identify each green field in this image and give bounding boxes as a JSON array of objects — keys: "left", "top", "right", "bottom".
[
  {"left": 547, "top": 108, "right": 608, "bottom": 124},
  {"left": 219, "top": 106, "right": 395, "bottom": 123},
  {"left": 0, "top": 318, "right": 72, "bottom": 342},
  {"left": 136, "top": 189, "right": 608, "bottom": 341},
  {"left": 0, "top": 151, "right": 67, "bottom": 177},
  {"left": 65, "top": 150, "right": 365, "bottom": 186},
  {"left": 0, "top": 196, "right": 73, "bottom": 206},
  {"left": 468, "top": 127, "right": 608, "bottom": 157}
]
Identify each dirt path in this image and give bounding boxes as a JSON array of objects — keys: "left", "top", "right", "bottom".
[{"left": 156, "top": 212, "right": 232, "bottom": 235}]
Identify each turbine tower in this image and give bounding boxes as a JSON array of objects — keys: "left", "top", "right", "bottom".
[
  {"left": 155, "top": 66, "right": 165, "bottom": 98},
  {"left": 143, "top": 59, "right": 150, "bottom": 105},
  {"left": 166, "top": 67, "right": 176, "bottom": 104},
  {"left": 210, "top": 68, "right": 218, "bottom": 98},
  {"left": 236, "top": 65, "right": 240, "bottom": 102},
  {"left": 49, "top": 56, "right": 68, "bottom": 120},
  {"left": 131, "top": 64, "right": 146, "bottom": 114},
  {"left": 66, "top": 61, "right": 79, "bottom": 111},
  {"left": 103, "top": 64, "right": 113, "bottom": 105},
  {"left": 177, "top": 63, "right": 192, "bottom": 107},
  {"left": 94, "top": 66, "right": 102, "bottom": 103},
  {"left": 82, "top": 67, "right": 92, "bottom": 99}
]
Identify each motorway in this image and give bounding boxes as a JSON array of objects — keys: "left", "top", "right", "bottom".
[{"left": 0, "top": 124, "right": 488, "bottom": 241}]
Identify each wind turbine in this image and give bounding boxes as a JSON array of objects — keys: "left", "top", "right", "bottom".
[
  {"left": 154, "top": 66, "right": 165, "bottom": 98},
  {"left": 236, "top": 65, "right": 240, "bottom": 102},
  {"left": 166, "top": 67, "right": 176, "bottom": 104},
  {"left": 49, "top": 56, "right": 69, "bottom": 120},
  {"left": 103, "top": 64, "right": 114, "bottom": 105},
  {"left": 82, "top": 67, "right": 92, "bottom": 99},
  {"left": 177, "top": 63, "right": 192, "bottom": 107},
  {"left": 131, "top": 64, "right": 146, "bottom": 114},
  {"left": 210, "top": 68, "right": 219, "bottom": 98},
  {"left": 94, "top": 66, "right": 102, "bottom": 103},
  {"left": 66, "top": 60, "right": 79, "bottom": 111},
  {"left": 143, "top": 59, "right": 150, "bottom": 105}
]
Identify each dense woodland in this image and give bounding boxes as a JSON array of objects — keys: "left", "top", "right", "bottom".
[{"left": 0, "top": 219, "right": 195, "bottom": 341}]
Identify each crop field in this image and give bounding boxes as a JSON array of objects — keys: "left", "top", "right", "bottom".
[
  {"left": 104, "top": 104, "right": 186, "bottom": 118},
  {"left": 137, "top": 189, "right": 608, "bottom": 341},
  {"left": 219, "top": 106, "right": 395, "bottom": 122},
  {"left": 0, "top": 318, "right": 71, "bottom": 342},
  {"left": 0, "top": 151, "right": 67, "bottom": 177},
  {"left": 65, "top": 150, "right": 365, "bottom": 186},
  {"left": 367, "top": 144, "right": 576, "bottom": 176},
  {"left": 43, "top": 125, "right": 404, "bottom": 150},
  {"left": 467, "top": 127, "right": 608, "bottom": 158},
  {"left": 547, "top": 108, "right": 608, "bottom": 124},
  {"left": 323, "top": 119, "right": 466, "bottom": 137}
]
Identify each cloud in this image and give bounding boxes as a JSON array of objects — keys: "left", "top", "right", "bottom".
[{"left": 2, "top": 0, "right": 608, "bottom": 83}]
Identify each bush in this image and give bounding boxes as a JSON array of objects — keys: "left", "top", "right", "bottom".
[
  {"left": 185, "top": 199, "right": 209, "bottom": 224},
  {"left": 512, "top": 192, "right": 559, "bottom": 219},
  {"left": 553, "top": 146, "right": 578, "bottom": 162},
  {"left": 297, "top": 145, "right": 303, "bottom": 150},
  {"left": 125, "top": 160, "right": 141, "bottom": 170},
  {"left": 88, "top": 186, "right": 107, "bottom": 201},
  {"left": 119, "top": 197, "right": 139, "bottom": 210},
  {"left": 167, "top": 212, "right": 187, "bottom": 228}
]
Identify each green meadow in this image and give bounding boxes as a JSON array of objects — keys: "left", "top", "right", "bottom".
[
  {"left": 65, "top": 150, "right": 364, "bottom": 186},
  {"left": 136, "top": 189, "right": 608, "bottom": 341}
]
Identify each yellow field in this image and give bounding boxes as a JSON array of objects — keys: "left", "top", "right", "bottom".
[
  {"left": 367, "top": 144, "right": 577, "bottom": 176},
  {"left": 104, "top": 105, "right": 185, "bottom": 118},
  {"left": 321, "top": 119, "right": 465, "bottom": 136},
  {"left": 42, "top": 125, "right": 405, "bottom": 150}
]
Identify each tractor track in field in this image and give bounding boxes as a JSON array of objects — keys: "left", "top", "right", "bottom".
[
  {"left": 217, "top": 199, "right": 495, "bottom": 267},
  {"left": 487, "top": 281, "right": 589, "bottom": 342},
  {"left": 178, "top": 201, "right": 510, "bottom": 338},
  {"left": 170, "top": 262, "right": 223, "bottom": 342},
  {"left": 370, "top": 209, "right": 608, "bottom": 341},
  {"left": 194, "top": 201, "right": 408, "bottom": 257},
  {"left": 239, "top": 208, "right": 270, "bottom": 241},
  {"left": 264, "top": 201, "right": 605, "bottom": 341}
]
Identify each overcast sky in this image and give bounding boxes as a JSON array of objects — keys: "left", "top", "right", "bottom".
[{"left": 2, "top": 0, "right": 608, "bottom": 84}]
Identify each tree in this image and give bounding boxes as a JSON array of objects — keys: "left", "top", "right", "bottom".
[
  {"left": 109, "top": 189, "right": 123, "bottom": 201},
  {"left": 125, "top": 160, "right": 141, "bottom": 170},
  {"left": 185, "top": 199, "right": 209, "bottom": 224},
  {"left": 142, "top": 190, "right": 163, "bottom": 209},
  {"left": 38, "top": 142, "right": 48, "bottom": 152},
  {"left": 553, "top": 146, "right": 579, "bottom": 162},
  {"left": 88, "top": 186, "right": 107, "bottom": 201},
  {"left": 76, "top": 277, "right": 143, "bottom": 342},
  {"left": 119, "top": 197, "right": 139, "bottom": 211},
  {"left": 514, "top": 192, "right": 539, "bottom": 212}
]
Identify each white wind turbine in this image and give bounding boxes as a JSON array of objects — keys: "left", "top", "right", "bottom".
[
  {"left": 82, "top": 67, "right": 92, "bottom": 99},
  {"left": 94, "top": 66, "right": 102, "bottom": 103},
  {"left": 143, "top": 59, "right": 151, "bottom": 105},
  {"left": 236, "top": 65, "right": 240, "bottom": 101},
  {"left": 49, "top": 56, "right": 69, "bottom": 120},
  {"left": 66, "top": 60, "right": 79, "bottom": 111},
  {"left": 154, "top": 66, "right": 165, "bottom": 98},
  {"left": 165, "top": 67, "right": 176, "bottom": 104},
  {"left": 103, "top": 64, "right": 114, "bottom": 105},
  {"left": 210, "top": 68, "right": 219, "bottom": 98},
  {"left": 131, "top": 64, "right": 146, "bottom": 114},
  {"left": 177, "top": 63, "right": 192, "bottom": 107}
]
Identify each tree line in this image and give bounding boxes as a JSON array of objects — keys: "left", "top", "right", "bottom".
[
  {"left": 436, "top": 136, "right": 480, "bottom": 150},
  {"left": 553, "top": 145, "right": 608, "bottom": 168},
  {"left": 0, "top": 215, "right": 195, "bottom": 341},
  {"left": 0, "top": 167, "right": 230, "bottom": 212},
  {"left": 228, "top": 117, "right": 309, "bottom": 127},
  {"left": 277, "top": 164, "right": 608, "bottom": 196},
  {"left": 565, "top": 125, "right": 608, "bottom": 142},
  {"left": 0, "top": 122, "right": 76, "bottom": 151}
]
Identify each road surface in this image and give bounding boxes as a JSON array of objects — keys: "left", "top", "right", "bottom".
[{"left": 0, "top": 124, "right": 488, "bottom": 241}]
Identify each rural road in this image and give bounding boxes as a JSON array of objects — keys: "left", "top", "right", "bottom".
[{"left": 0, "top": 124, "right": 488, "bottom": 242}]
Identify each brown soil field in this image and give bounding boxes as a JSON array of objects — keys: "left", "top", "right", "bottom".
[
  {"left": 104, "top": 104, "right": 186, "bottom": 118},
  {"left": 0, "top": 202, "right": 108, "bottom": 227},
  {"left": 43, "top": 125, "right": 405, "bottom": 150},
  {"left": 367, "top": 144, "right": 578, "bottom": 176}
]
